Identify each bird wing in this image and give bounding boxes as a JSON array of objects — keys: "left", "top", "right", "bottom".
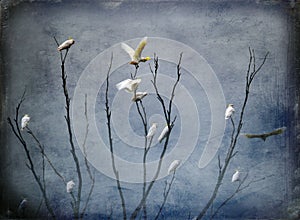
[
  {"left": 243, "top": 127, "right": 286, "bottom": 141},
  {"left": 266, "top": 127, "right": 286, "bottom": 136},
  {"left": 133, "top": 37, "right": 147, "bottom": 60},
  {"left": 116, "top": 79, "right": 131, "bottom": 91},
  {"left": 127, "top": 78, "right": 141, "bottom": 93},
  {"left": 121, "top": 43, "right": 135, "bottom": 60}
]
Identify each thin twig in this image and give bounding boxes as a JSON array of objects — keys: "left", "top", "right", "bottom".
[
  {"left": 154, "top": 171, "right": 176, "bottom": 220},
  {"left": 81, "top": 94, "right": 95, "bottom": 218},
  {"left": 105, "top": 53, "right": 127, "bottom": 220}
]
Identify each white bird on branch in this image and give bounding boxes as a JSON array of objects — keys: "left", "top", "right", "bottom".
[
  {"left": 225, "top": 104, "right": 235, "bottom": 120},
  {"left": 121, "top": 37, "right": 151, "bottom": 65},
  {"left": 158, "top": 124, "right": 170, "bottom": 143},
  {"left": 146, "top": 123, "right": 157, "bottom": 139},
  {"left": 116, "top": 78, "right": 141, "bottom": 93},
  {"left": 168, "top": 160, "right": 181, "bottom": 174},
  {"left": 17, "top": 198, "right": 27, "bottom": 213},
  {"left": 231, "top": 170, "right": 240, "bottom": 182},
  {"left": 66, "top": 180, "right": 75, "bottom": 193},
  {"left": 57, "top": 38, "right": 75, "bottom": 51},
  {"left": 132, "top": 92, "right": 147, "bottom": 102},
  {"left": 21, "top": 114, "right": 30, "bottom": 130}
]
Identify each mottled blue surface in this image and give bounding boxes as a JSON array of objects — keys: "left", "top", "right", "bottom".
[{"left": 0, "top": 0, "right": 295, "bottom": 219}]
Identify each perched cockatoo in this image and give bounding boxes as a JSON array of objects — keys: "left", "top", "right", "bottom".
[
  {"left": 158, "top": 124, "right": 170, "bottom": 143},
  {"left": 17, "top": 198, "right": 27, "bottom": 212},
  {"left": 168, "top": 160, "right": 181, "bottom": 174},
  {"left": 121, "top": 37, "right": 151, "bottom": 65},
  {"left": 57, "top": 38, "right": 75, "bottom": 51},
  {"left": 132, "top": 92, "right": 147, "bottom": 102},
  {"left": 225, "top": 104, "right": 235, "bottom": 120},
  {"left": 116, "top": 78, "right": 141, "bottom": 93},
  {"left": 146, "top": 123, "right": 157, "bottom": 139},
  {"left": 21, "top": 114, "right": 30, "bottom": 130},
  {"left": 231, "top": 170, "right": 240, "bottom": 182},
  {"left": 66, "top": 180, "right": 75, "bottom": 193}
]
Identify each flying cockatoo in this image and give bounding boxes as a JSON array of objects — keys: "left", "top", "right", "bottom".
[
  {"left": 231, "top": 170, "right": 240, "bottom": 182},
  {"left": 225, "top": 104, "right": 235, "bottom": 120},
  {"left": 116, "top": 78, "right": 141, "bottom": 93},
  {"left": 57, "top": 38, "right": 75, "bottom": 51},
  {"left": 132, "top": 92, "right": 147, "bottom": 102},
  {"left": 158, "top": 124, "right": 170, "bottom": 143},
  {"left": 242, "top": 127, "right": 286, "bottom": 141},
  {"left": 146, "top": 123, "right": 157, "bottom": 139},
  {"left": 168, "top": 160, "right": 181, "bottom": 174},
  {"left": 121, "top": 37, "right": 151, "bottom": 65},
  {"left": 66, "top": 180, "right": 75, "bottom": 193},
  {"left": 21, "top": 114, "right": 30, "bottom": 130}
]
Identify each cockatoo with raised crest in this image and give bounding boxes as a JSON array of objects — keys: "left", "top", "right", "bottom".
[{"left": 121, "top": 37, "right": 151, "bottom": 65}]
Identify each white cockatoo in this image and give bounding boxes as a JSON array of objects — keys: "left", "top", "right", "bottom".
[
  {"left": 121, "top": 37, "right": 151, "bottom": 65},
  {"left": 66, "top": 180, "right": 75, "bottom": 193},
  {"left": 225, "top": 104, "right": 235, "bottom": 120},
  {"left": 21, "top": 114, "right": 30, "bottom": 130},
  {"left": 158, "top": 124, "right": 170, "bottom": 143},
  {"left": 116, "top": 78, "right": 141, "bottom": 93},
  {"left": 146, "top": 123, "right": 157, "bottom": 139},
  {"left": 57, "top": 38, "right": 75, "bottom": 51},
  {"left": 168, "top": 160, "right": 181, "bottom": 174},
  {"left": 132, "top": 92, "right": 147, "bottom": 102},
  {"left": 231, "top": 170, "right": 240, "bottom": 182},
  {"left": 17, "top": 198, "right": 27, "bottom": 212}
]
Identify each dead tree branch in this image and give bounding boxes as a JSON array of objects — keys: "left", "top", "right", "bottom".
[
  {"left": 130, "top": 53, "right": 182, "bottom": 220},
  {"left": 154, "top": 171, "right": 176, "bottom": 220},
  {"left": 54, "top": 36, "right": 83, "bottom": 218},
  {"left": 104, "top": 53, "right": 127, "bottom": 220},
  {"left": 7, "top": 92, "right": 56, "bottom": 219},
  {"left": 196, "top": 48, "right": 269, "bottom": 219}
]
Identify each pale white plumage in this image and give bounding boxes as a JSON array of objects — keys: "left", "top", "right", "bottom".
[
  {"left": 21, "top": 114, "right": 30, "bottom": 130},
  {"left": 146, "top": 123, "right": 157, "bottom": 139},
  {"left": 158, "top": 124, "right": 169, "bottom": 143},
  {"left": 121, "top": 37, "right": 151, "bottom": 65},
  {"left": 57, "top": 38, "right": 75, "bottom": 51},
  {"left": 132, "top": 92, "right": 147, "bottom": 102},
  {"left": 168, "top": 160, "right": 181, "bottom": 174},
  {"left": 66, "top": 180, "right": 75, "bottom": 193},
  {"left": 116, "top": 78, "right": 141, "bottom": 93},
  {"left": 225, "top": 104, "right": 235, "bottom": 120},
  {"left": 231, "top": 170, "right": 240, "bottom": 182}
]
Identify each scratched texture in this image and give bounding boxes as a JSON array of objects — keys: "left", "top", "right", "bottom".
[{"left": 0, "top": 0, "right": 298, "bottom": 219}]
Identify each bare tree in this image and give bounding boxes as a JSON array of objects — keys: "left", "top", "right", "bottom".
[{"left": 196, "top": 48, "right": 269, "bottom": 219}]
